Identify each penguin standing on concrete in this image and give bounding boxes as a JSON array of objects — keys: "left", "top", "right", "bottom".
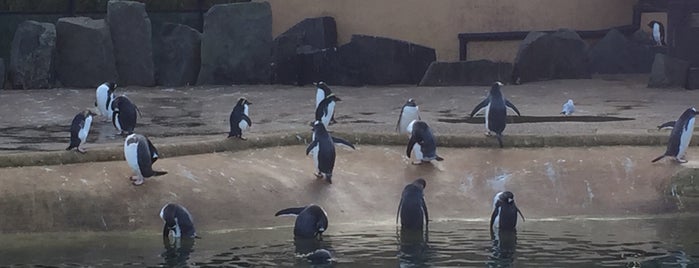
[
  {"left": 490, "top": 191, "right": 525, "bottom": 234},
  {"left": 66, "top": 110, "right": 97, "bottom": 153},
  {"left": 396, "top": 178, "right": 429, "bottom": 231},
  {"left": 396, "top": 98, "right": 421, "bottom": 135},
  {"left": 306, "top": 120, "right": 355, "bottom": 184},
  {"left": 160, "top": 203, "right": 198, "bottom": 239},
  {"left": 406, "top": 120, "right": 444, "bottom": 165},
  {"left": 648, "top": 20, "right": 666, "bottom": 46},
  {"left": 469, "top": 82, "right": 521, "bottom": 148},
  {"left": 315, "top": 94, "right": 341, "bottom": 127},
  {"left": 112, "top": 95, "right": 139, "bottom": 136},
  {"left": 652, "top": 108, "right": 697, "bottom": 163},
  {"left": 95, "top": 82, "right": 116, "bottom": 121},
  {"left": 275, "top": 204, "right": 329, "bottom": 239},
  {"left": 315, "top": 82, "right": 337, "bottom": 124},
  {"left": 124, "top": 133, "right": 167, "bottom": 186},
  {"left": 228, "top": 97, "right": 252, "bottom": 140}
]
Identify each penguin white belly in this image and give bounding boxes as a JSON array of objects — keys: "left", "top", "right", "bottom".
[
  {"left": 316, "top": 89, "right": 324, "bottom": 108},
  {"left": 493, "top": 208, "right": 501, "bottom": 230},
  {"left": 173, "top": 218, "right": 181, "bottom": 238},
  {"left": 400, "top": 107, "right": 419, "bottom": 135},
  {"left": 311, "top": 145, "right": 320, "bottom": 172},
  {"left": 78, "top": 116, "right": 93, "bottom": 146},
  {"left": 96, "top": 85, "right": 109, "bottom": 116},
  {"left": 114, "top": 114, "right": 123, "bottom": 131},
  {"left": 653, "top": 24, "right": 661, "bottom": 45},
  {"left": 124, "top": 142, "right": 141, "bottom": 176},
  {"left": 322, "top": 102, "right": 335, "bottom": 126},
  {"left": 238, "top": 120, "right": 249, "bottom": 131},
  {"left": 413, "top": 143, "right": 423, "bottom": 161},
  {"left": 678, "top": 118, "right": 695, "bottom": 158},
  {"left": 484, "top": 104, "right": 491, "bottom": 131}
]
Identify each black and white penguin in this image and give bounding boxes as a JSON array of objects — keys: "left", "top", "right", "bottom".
[
  {"left": 315, "top": 94, "right": 341, "bottom": 127},
  {"left": 95, "top": 82, "right": 116, "bottom": 121},
  {"left": 111, "top": 95, "right": 139, "bottom": 136},
  {"left": 160, "top": 203, "right": 198, "bottom": 239},
  {"left": 648, "top": 20, "right": 666, "bottom": 46},
  {"left": 406, "top": 120, "right": 444, "bottom": 165},
  {"left": 314, "top": 82, "right": 337, "bottom": 124},
  {"left": 228, "top": 97, "right": 252, "bottom": 140},
  {"left": 652, "top": 108, "right": 697, "bottom": 163},
  {"left": 306, "top": 120, "right": 355, "bottom": 184},
  {"left": 396, "top": 98, "right": 421, "bottom": 135},
  {"left": 66, "top": 110, "right": 97, "bottom": 153},
  {"left": 490, "top": 191, "right": 525, "bottom": 234},
  {"left": 469, "top": 82, "right": 521, "bottom": 148},
  {"left": 396, "top": 178, "right": 429, "bottom": 231},
  {"left": 124, "top": 133, "right": 167, "bottom": 186},
  {"left": 275, "top": 204, "right": 329, "bottom": 239}
]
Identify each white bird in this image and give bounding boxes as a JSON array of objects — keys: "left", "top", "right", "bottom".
[{"left": 561, "top": 99, "right": 575, "bottom": 116}]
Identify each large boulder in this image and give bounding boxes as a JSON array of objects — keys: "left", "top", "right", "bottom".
[
  {"left": 153, "top": 23, "right": 201, "bottom": 86},
  {"left": 272, "top": 16, "right": 337, "bottom": 85},
  {"left": 588, "top": 29, "right": 654, "bottom": 74},
  {"left": 279, "top": 16, "right": 337, "bottom": 50},
  {"left": 295, "top": 46, "right": 362, "bottom": 86},
  {"left": 688, "top": 67, "right": 699, "bottom": 90},
  {"left": 338, "top": 35, "right": 436, "bottom": 85},
  {"left": 0, "top": 58, "right": 5, "bottom": 89},
  {"left": 648, "top": 53, "right": 689, "bottom": 88},
  {"left": 513, "top": 29, "right": 591, "bottom": 83},
  {"left": 9, "top": 20, "right": 56, "bottom": 89},
  {"left": 55, "top": 17, "right": 117, "bottom": 88},
  {"left": 198, "top": 2, "right": 272, "bottom": 85},
  {"left": 107, "top": 0, "right": 154, "bottom": 86},
  {"left": 672, "top": 14, "right": 699, "bottom": 67},
  {"left": 418, "top": 60, "right": 513, "bottom": 86}
]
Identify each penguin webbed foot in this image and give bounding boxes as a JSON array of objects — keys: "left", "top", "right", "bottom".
[
  {"left": 314, "top": 172, "right": 324, "bottom": 179},
  {"left": 435, "top": 156, "right": 444, "bottom": 161},
  {"left": 411, "top": 161, "right": 424, "bottom": 165},
  {"left": 676, "top": 157, "right": 689, "bottom": 163},
  {"left": 132, "top": 178, "right": 145, "bottom": 186},
  {"left": 77, "top": 147, "right": 87, "bottom": 154},
  {"left": 485, "top": 131, "right": 493, "bottom": 137}
]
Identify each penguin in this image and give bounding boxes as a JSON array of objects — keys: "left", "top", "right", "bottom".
[
  {"left": 652, "top": 108, "right": 697, "bottom": 163},
  {"left": 66, "top": 110, "right": 97, "bottom": 153},
  {"left": 561, "top": 99, "right": 575, "bottom": 116},
  {"left": 160, "top": 203, "right": 198, "bottom": 239},
  {"left": 315, "top": 94, "right": 341, "bottom": 127},
  {"left": 396, "top": 98, "right": 421, "bottom": 135},
  {"left": 648, "top": 20, "right": 666, "bottom": 46},
  {"left": 306, "top": 120, "right": 355, "bottom": 184},
  {"left": 95, "top": 82, "right": 116, "bottom": 121},
  {"left": 314, "top": 81, "right": 337, "bottom": 124},
  {"left": 275, "top": 204, "right": 329, "bottom": 239},
  {"left": 406, "top": 120, "right": 444, "bottom": 165},
  {"left": 124, "top": 133, "right": 167, "bottom": 186},
  {"left": 228, "top": 97, "right": 252, "bottom": 140},
  {"left": 396, "top": 178, "right": 429, "bottom": 231},
  {"left": 469, "top": 82, "right": 521, "bottom": 148},
  {"left": 111, "top": 95, "right": 139, "bottom": 136},
  {"left": 305, "top": 249, "right": 333, "bottom": 264},
  {"left": 490, "top": 191, "right": 525, "bottom": 234}
]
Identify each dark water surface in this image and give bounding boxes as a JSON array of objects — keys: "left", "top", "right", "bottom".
[{"left": 1, "top": 214, "right": 698, "bottom": 267}]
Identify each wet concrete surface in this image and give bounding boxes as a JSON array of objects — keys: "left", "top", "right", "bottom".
[
  {"left": 0, "top": 75, "right": 697, "bottom": 154},
  {"left": 0, "top": 145, "right": 692, "bottom": 233}
]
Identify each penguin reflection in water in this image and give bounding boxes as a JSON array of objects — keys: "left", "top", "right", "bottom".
[
  {"left": 406, "top": 120, "right": 444, "bottom": 165},
  {"left": 228, "top": 97, "right": 252, "bottom": 140},
  {"left": 652, "top": 108, "right": 697, "bottom": 163},
  {"left": 66, "top": 110, "right": 97, "bottom": 153},
  {"left": 124, "top": 133, "right": 167, "bottom": 186},
  {"left": 306, "top": 120, "right": 355, "bottom": 184}
]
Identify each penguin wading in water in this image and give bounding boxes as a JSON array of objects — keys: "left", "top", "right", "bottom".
[
  {"left": 95, "top": 82, "right": 117, "bottom": 121},
  {"left": 406, "top": 120, "right": 444, "bottom": 165},
  {"left": 66, "top": 110, "right": 97, "bottom": 153},
  {"left": 228, "top": 97, "right": 252, "bottom": 140},
  {"left": 397, "top": 98, "right": 421, "bottom": 135},
  {"left": 396, "top": 178, "right": 429, "bottom": 231},
  {"left": 652, "top": 108, "right": 697, "bottom": 163},
  {"left": 160, "top": 203, "right": 198, "bottom": 239},
  {"left": 124, "top": 133, "right": 167, "bottom": 186},
  {"left": 315, "top": 82, "right": 337, "bottom": 124},
  {"left": 648, "top": 20, "right": 666, "bottom": 46},
  {"left": 275, "top": 204, "right": 329, "bottom": 239},
  {"left": 470, "top": 82, "right": 521, "bottom": 148},
  {"left": 112, "top": 95, "right": 140, "bottom": 136},
  {"left": 490, "top": 191, "right": 525, "bottom": 234},
  {"left": 306, "top": 120, "right": 355, "bottom": 184},
  {"left": 315, "top": 94, "right": 341, "bottom": 127}
]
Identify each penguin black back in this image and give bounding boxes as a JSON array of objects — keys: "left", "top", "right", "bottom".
[
  {"left": 490, "top": 191, "right": 525, "bottom": 233},
  {"left": 160, "top": 203, "right": 197, "bottom": 239},
  {"left": 228, "top": 97, "right": 252, "bottom": 139},
  {"left": 112, "top": 96, "right": 139, "bottom": 135},
  {"left": 275, "top": 204, "right": 329, "bottom": 239},
  {"left": 406, "top": 120, "right": 442, "bottom": 162},
  {"left": 397, "top": 178, "right": 429, "bottom": 230}
]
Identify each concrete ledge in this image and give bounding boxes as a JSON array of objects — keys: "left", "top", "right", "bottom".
[{"left": 0, "top": 132, "right": 672, "bottom": 168}]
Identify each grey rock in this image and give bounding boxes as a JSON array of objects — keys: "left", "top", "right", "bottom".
[
  {"left": 0, "top": 58, "right": 5, "bottom": 89},
  {"left": 9, "top": 20, "right": 56, "bottom": 89},
  {"left": 153, "top": 23, "right": 201, "bottom": 86},
  {"left": 688, "top": 67, "right": 699, "bottom": 90},
  {"left": 55, "top": 17, "right": 117, "bottom": 88},
  {"left": 418, "top": 60, "right": 513, "bottom": 86},
  {"left": 271, "top": 33, "right": 304, "bottom": 84},
  {"left": 279, "top": 16, "right": 337, "bottom": 50},
  {"left": 588, "top": 29, "right": 654, "bottom": 74},
  {"left": 295, "top": 46, "right": 362, "bottom": 86},
  {"left": 107, "top": 0, "right": 155, "bottom": 86},
  {"left": 648, "top": 53, "right": 689, "bottom": 88},
  {"left": 198, "top": 2, "right": 272, "bottom": 85},
  {"left": 513, "top": 29, "right": 590, "bottom": 83}
]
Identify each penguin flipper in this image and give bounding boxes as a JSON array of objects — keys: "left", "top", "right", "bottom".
[
  {"left": 505, "top": 100, "right": 522, "bottom": 116},
  {"left": 469, "top": 99, "right": 489, "bottom": 118},
  {"left": 651, "top": 155, "right": 666, "bottom": 163},
  {"left": 331, "top": 137, "right": 355, "bottom": 149},
  {"left": 657, "top": 121, "right": 676, "bottom": 130},
  {"left": 407, "top": 136, "right": 418, "bottom": 157},
  {"left": 396, "top": 197, "right": 404, "bottom": 225},
  {"left": 489, "top": 206, "right": 499, "bottom": 234},
  {"left": 421, "top": 197, "right": 429, "bottom": 228},
  {"left": 516, "top": 206, "right": 526, "bottom": 222},
  {"left": 305, "top": 140, "right": 319, "bottom": 155},
  {"left": 112, "top": 111, "right": 118, "bottom": 129},
  {"left": 146, "top": 137, "right": 159, "bottom": 164},
  {"left": 275, "top": 207, "right": 306, "bottom": 216},
  {"left": 162, "top": 224, "right": 171, "bottom": 238},
  {"left": 242, "top": 114, "right": 253, "bottom": 127}
]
